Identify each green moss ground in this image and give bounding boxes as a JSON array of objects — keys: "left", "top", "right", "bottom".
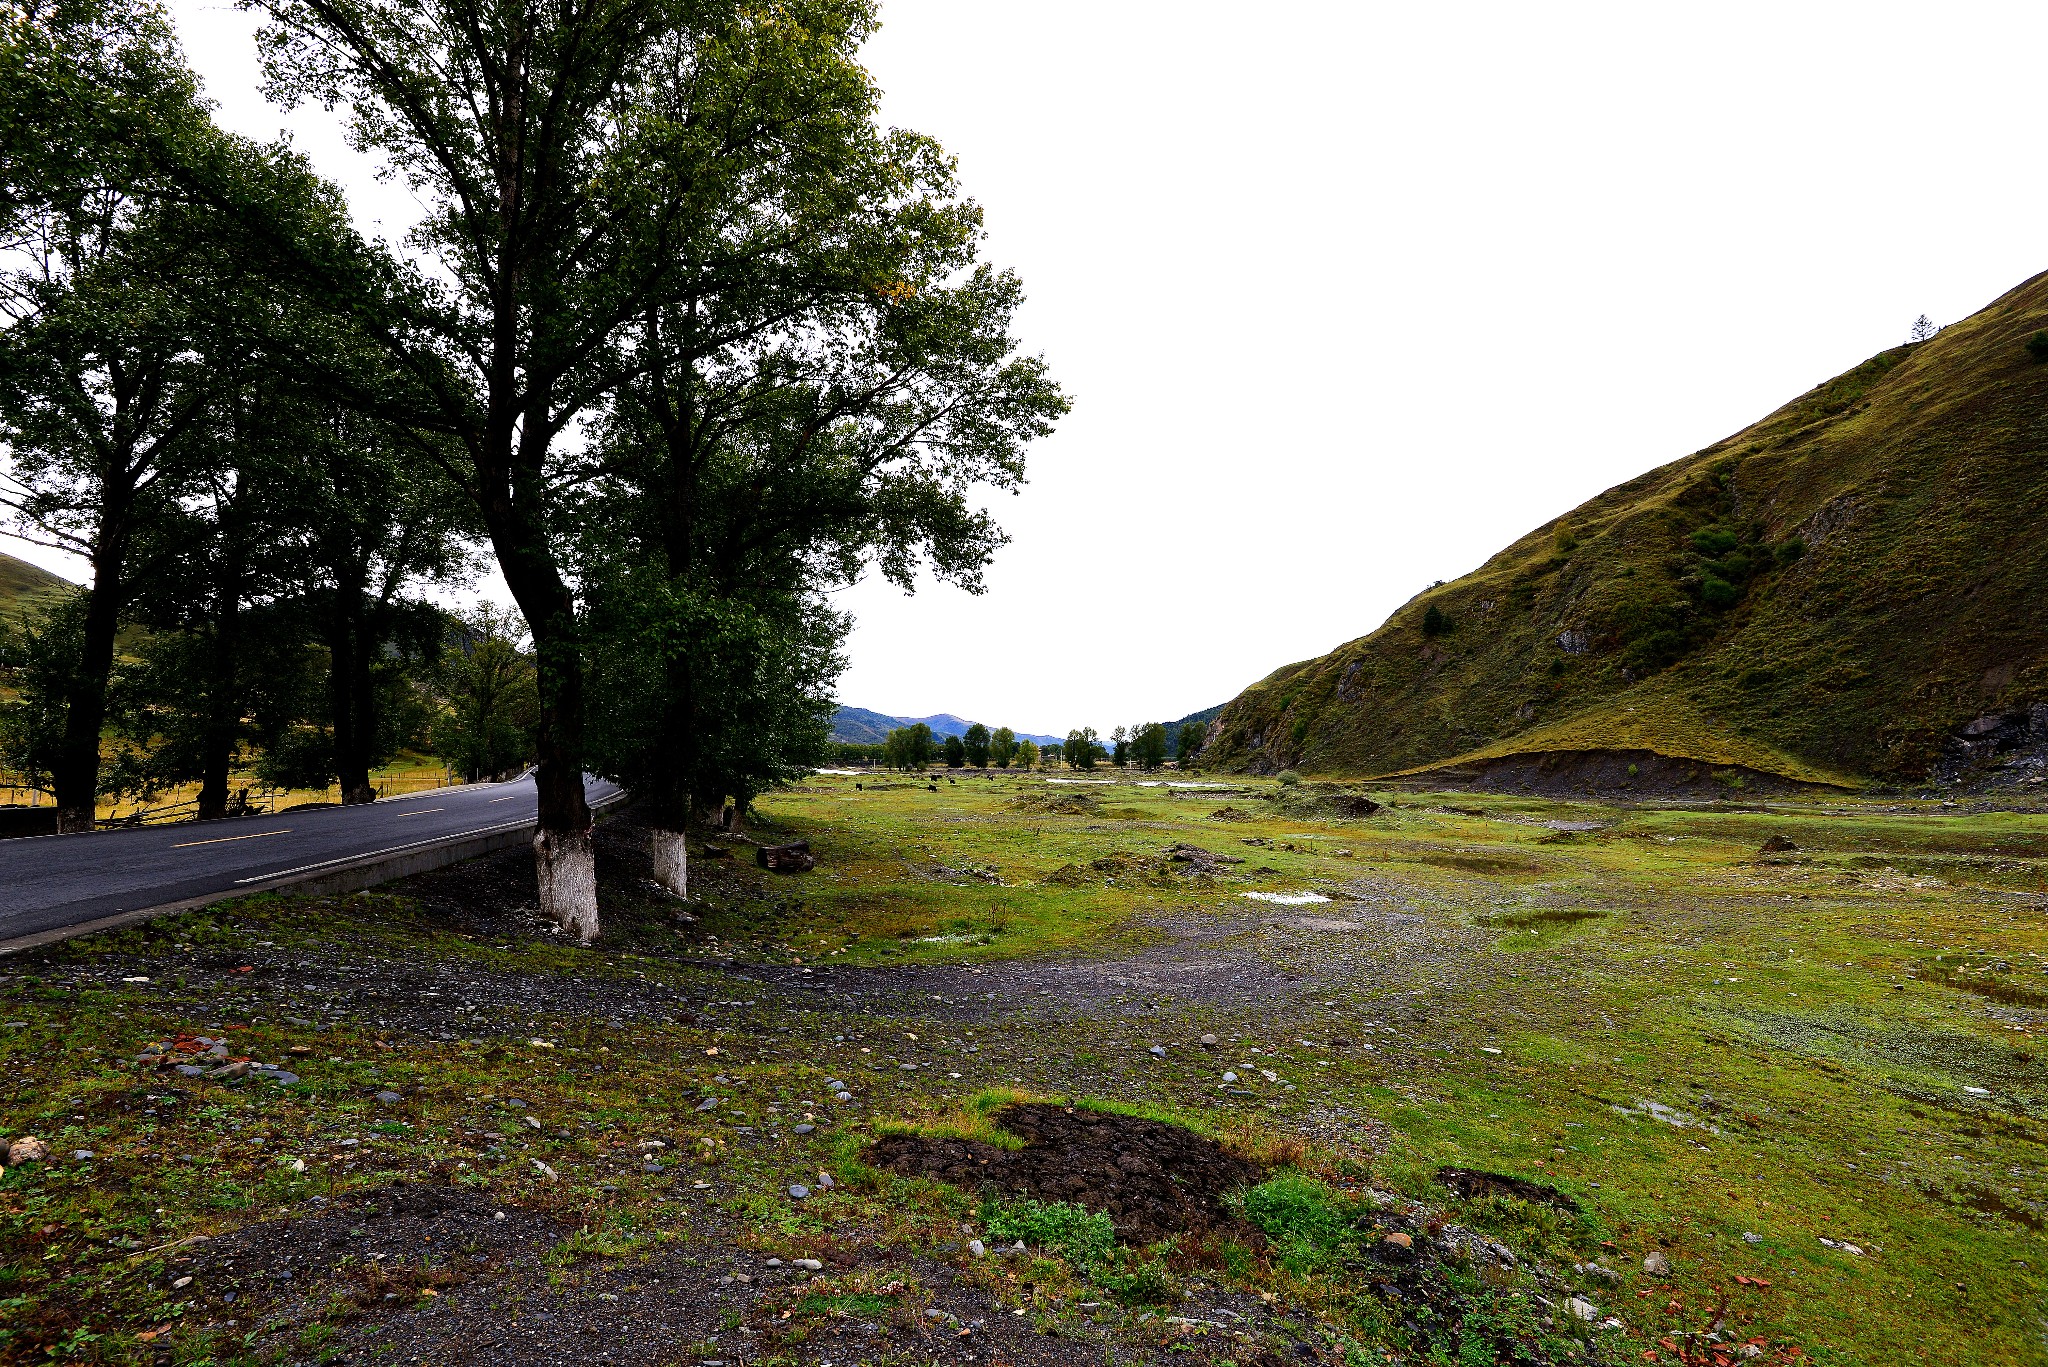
[{"left": 0, "top": 772, "right": 2043, "bottom": 1363}]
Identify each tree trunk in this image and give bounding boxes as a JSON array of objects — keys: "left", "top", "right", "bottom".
[
  {"left": 646, "top": 652, "right": 694, "bottom": 898},
  {"left": 53, "top": 531, "right": 127, "bottom": 833},
  {"left": 494, "top": 524, "right": 594, "bottom": 939},
  {"left": 330, "top": 596, "right": 375, "bottom": 805},
  {"left": 342, "top": 604, "right": 377, "bottom": 805}
]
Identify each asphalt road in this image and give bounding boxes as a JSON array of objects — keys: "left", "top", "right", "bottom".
[{"left": 0, "top": 773, "right": 621, "bottom": 947}]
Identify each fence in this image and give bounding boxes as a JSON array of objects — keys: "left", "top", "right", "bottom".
[{"left": 0, "top": 765, "right": 460, "bottom": 827}]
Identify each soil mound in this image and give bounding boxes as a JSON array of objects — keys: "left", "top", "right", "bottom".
[
  {"left": 1434, "top": 1166, "right": 1579, "bottom": 1211},
  {"left": 867, "top": 1103, "right": 1263, "bottom": 1244},
  {"left": 1008, "top": 790, "right": 1101, "bottom": 815}
]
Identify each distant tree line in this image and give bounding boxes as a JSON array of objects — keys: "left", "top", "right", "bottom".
[
  {"left": 818, "top": 718, "right": 1206, "bottom": 773},
  {"left": 0, "top": 0, "right": 1066, "bottom": 938}
]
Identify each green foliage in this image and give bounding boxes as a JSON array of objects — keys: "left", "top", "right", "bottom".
[
  {"left": 1175, "top": 719, "right": 1207, "bottom": 765},
  {"left": 943, "top": 733, "right": 967, "bottom": 768},
  {"left": 1236, "top": 1173, "right": 1358, "bottom": 1273},
  {"left": 254, "top": 722, "right": 336, "bottom": 792},
  {"left": 963, "top": 722, "right": 991, "bottom": 767},
  {"left": 1421, "top": 604, "right": 1450, "bottom": 637},
  {"left": 987, "top": 725, "right": 1016, "bottom": 768},
  {"left": 2027, "top": 331, "right": 2048, "bottom": 363},
  {"left": 1276, "top": 769, "right": 1302, "bottom": 787},
  {"left": 1016, "top": 737, "right": 1039, "bottom": 769},
  {"left": 1065, "top": 726, "right": 1100, "bottom": 770},
  {"left": 884, "top": 723, "right": 937, "bottom": 771},
  {"left": 983, "top": 1197, "right": 1116, "bottom": 1266},
  {"left": 0, "top": 592, "right": 98, "bottom": 793},
  {"left": 429, "top": 605, "right": 538, "bottom": 785},
  {"left": 1130, "top": 721, "right": 1167, "bottom": 770}
]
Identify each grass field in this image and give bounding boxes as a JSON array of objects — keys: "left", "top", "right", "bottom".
[{"left": 0, "top": 771, "right": 2042, "bottom": 1364}]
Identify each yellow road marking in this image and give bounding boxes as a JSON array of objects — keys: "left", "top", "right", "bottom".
[
  {"left": 396, "top": 807, "right": 446, "bottom": 817},
  {"left": 172, "top": 829, "right": 291, "bottom": 849}
]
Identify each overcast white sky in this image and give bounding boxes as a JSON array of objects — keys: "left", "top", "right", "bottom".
[{"left": 15, "top": 1, "right": 2046, "bottom": 738}]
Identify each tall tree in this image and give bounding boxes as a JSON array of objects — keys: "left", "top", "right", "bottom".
[
  {"left": 962, "top": 722, "right": 990, "bottom": 768},
  {"left": 1065, "top": 727, "right": 1099, "bottom": 771},
  {"left": 1176, "top": 719, "right": 1207, "bottom": 767},
  {"left": 250, "top": 0, "right": 712, "bottom": 936},
  {"left": 0, "top": 13, "right": 344, "bottom": 829},
  {"left": 1132, "top": 721, "right": 1167, "bottom": 771},
  {"left": 1015, "top": 736, "right": 1037, "bottom": 770},
  {"left": 988, "top": 725, "right": 1016, "bottom": 768},
  {"left": 579, "top": 2, "right": 1064, "bottom": 899},
  {"left": 431, "top": 603, "right": 537, "bottom": 784}
]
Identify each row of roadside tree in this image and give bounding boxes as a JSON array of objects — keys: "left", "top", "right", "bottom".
[
  {"left": 827, "top": 719, "right": 1207, "bottom": 771},
  {"left": 0, "top": 0, "right": 1065, "bottom": 938}
]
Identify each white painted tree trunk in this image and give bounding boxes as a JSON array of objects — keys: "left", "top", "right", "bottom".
[
  {"left": 649, "top": 826, "right": 688, "bottom": 898},
  {"left": 535, "top": 826, "right": 598, "bottom": 942}
]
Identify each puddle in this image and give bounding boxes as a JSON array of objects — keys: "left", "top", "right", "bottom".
[
  {"left": 1047, "top": 778, "right": 1114, "bottom": 786},
  {"left": 1240, "top": 891, "right": 1331, "bottom": 905}
]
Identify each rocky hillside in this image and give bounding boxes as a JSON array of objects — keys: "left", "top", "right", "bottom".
[{"left": 1205, "top": 271, "right": 2048, "bottom": 789}]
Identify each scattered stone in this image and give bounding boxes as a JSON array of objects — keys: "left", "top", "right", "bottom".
[
  {"left": 1382, "top": 1231, "right": 1412, "bottom": 1250},
  {"left": 1758, "top": 835, "right": 1799, "bottom": 853},
  {"left": 1742, "top": 1232, "right": 1762, "bottom": 1245},
  {"left": 1148, "top": 1045, "right": 1166, "bottom": 1058},
  {"left": 793, "top": 1258, "right": 824, "bottom": 1271},
  {"left": 6, "top": 1137, "right": 49, "bottom": 1164},
  {"left": 816, "top": 1171, "right": 835, "bottom": 1189},
  {"left": 834, "top": 1091, "right": 853, "bottom": 1103},
  {"left": 1962, "top": 1086, "right": 1990, "bottom": 1097},
  {"left": 1566, "top": 1297, "right": 1600, "bottom": 1321},
  {"left": 72, "top": 1149, "right": 93, "bottom": 1161},
  {"left": 1643, "top": 1250, "right": 1671, "bottom": 1276},
  {"left": 1221, "top": 1071, "right": 1238, "bottom": 1083},
  {"left": 788, "top": 1184, "right": 810, "bottom": 1200},
  {"left": 375, "top": 1090, "right": 403, "bottom": 1105},
  {"left": 1199, "top": 1033, "right": 1218, "bottom": 1047},
  {"left": 1817, "top": 1236, "right": 1863, "bottom": 1255},
  {"left": 793, "top": 1123, "right": 815, "bottom": 1135},
  {"left": 967, "top": 1239, "right": 986, "bottom": 1258},
  {"left": 695, "top": 1097, "right": 720, "bottom": 1112},
  {"left": 174, "top": 1064, "right": 205, "bottom": 1078}
]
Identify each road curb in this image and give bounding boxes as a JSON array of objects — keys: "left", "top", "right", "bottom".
[{"left": 0, "top": 791, "right": 630, "bottom": 957}]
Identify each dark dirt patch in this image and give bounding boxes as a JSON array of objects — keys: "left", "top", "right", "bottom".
[
  {"left": 168, "top": 1182, "right": 562, "bottom": 1340},
  {"left": 866, "top": 1102, "right": 1264, "bottom": 1244},
  {"left": 1435, "top": 1166, "right": 1580, "bottom": 1211},
  {"left": 1008, "top": 790, "right": 1102, "bottom": 815}
]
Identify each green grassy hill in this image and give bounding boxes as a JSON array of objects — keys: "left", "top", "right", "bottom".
[
  {"left": 1205, "top": 271, "right": 2048, "bottom": 787},
  {"left": 0, "top": 549, "right": 73, "bottom": 622}
]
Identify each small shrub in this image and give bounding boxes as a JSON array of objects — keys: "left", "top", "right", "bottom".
[
  {"left": 1698, "top": 575, "right": 1740, "bottom": 609},
  {"left": 1276, "top": 770, "right": 1302, "bottom": 787},
  {"left": 1421, "top": 605, "right": 1450, "bottom": 637},
  {"left": 1552, "top": 524, "right": 1579, "bottom": 554},
  {"left": 2025, "top": 331, "right": 2048, "bottom": 363},
  {"left": 1773, "top": 536, "right": 1806, "bottom": 566},
  {"left": 1236, "top": 1173, "right": 1357, "bottom": 1274},
  {"left": 984, "top": 1198, "right": 1115, "bottom": 1266},
  {"left": 1689, "top": 525, "right": 1740, "bottom": 555}
]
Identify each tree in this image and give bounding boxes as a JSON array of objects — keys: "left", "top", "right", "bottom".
[
  {"left": 1065, "top": 726, "right": 1100, "bottom": 771},
  {"left": 942, "top": 732, "right": 966, "bottom": 768},
  {"left": 1176, "top": 720, "right": 1207, "bottom": 767},
  {"left": 989, "top": 725, "right": 1016, "bottom": 768},
  {"left": 1909, "top": 314, "right": 1939, "bottom": 343},
  {"left": 1015, "top": 737, "right": 1037, "bottom": 770},
  {"left": 963, "top": 722, "right": 990, "bottom": 768},
  {"left": 1109, "top": 724, "right": 1128, "bottom": 767},
  {"left": 250, "top": 0, "right": 725, "bottom": 937},
  {"left": 883, "top": 722, "right": 935, "bottom": 772},
  {"left": 0, "top": 32, "right": 349, "bottom": 829},
  {"left": 1132, "top": 721, "right": 1167, "bottom": 771},
  {"left": 430, "top": 605, "right": 536, "bottom": 784},
  {"left": 1041, "top": 740, "right": 1060, "bottom": 767}
]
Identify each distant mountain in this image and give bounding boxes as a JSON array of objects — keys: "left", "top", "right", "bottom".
[{"left": 831, "top": 706, "right": 1061, "bottom": 748}]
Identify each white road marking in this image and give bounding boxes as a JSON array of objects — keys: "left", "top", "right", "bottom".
[
  {"left": 395, "top": 807, "right": 446, "bottom": 817},
  {"left": 171, "top": 829, "right": 292, "bottom": 849},
  {"left": 488, "top": 796, "right": 520, "bottom": 803}
]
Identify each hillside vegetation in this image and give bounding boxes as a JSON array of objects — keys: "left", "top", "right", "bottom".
[
  {"left": 1206, "top": 271, "right": 2048, "bottom": 786},
  {"left": 0, "top": 550, "right": 73, "bottom": 621}
]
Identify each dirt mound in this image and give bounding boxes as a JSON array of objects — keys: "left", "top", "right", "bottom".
[
  {"left": 1209, "top": 806, "right": 1256, "bottom": 822},
  {"left": 1009, "top": 790, "right": 1101, "bottom": 815},
  {"left": 866, "top": 1103, "right": 1263, "bottom": 1244},
  {"left": 1434, "top": 1166, "right": 1579, "bottom": 1211}
]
